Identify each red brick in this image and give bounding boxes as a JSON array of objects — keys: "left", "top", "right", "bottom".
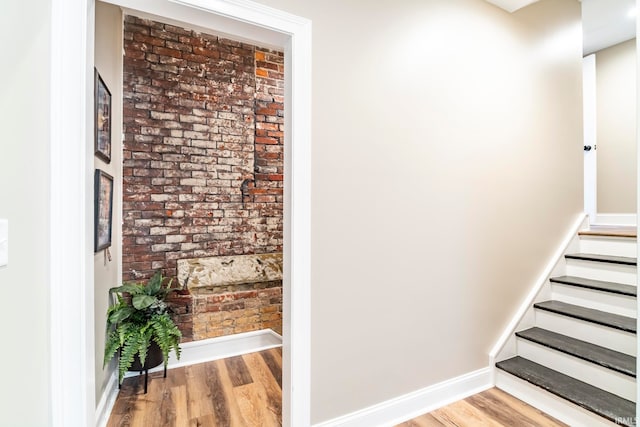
[{"left": 123, "top": 19, "right": 284, "bottom": 342}]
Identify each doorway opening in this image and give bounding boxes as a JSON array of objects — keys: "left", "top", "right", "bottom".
[
  {"left": 582, "top": 0, "right": 637, "bottom": 226},
  {"left": 49, "top": 0, "right": 311, "bottom": 426}
]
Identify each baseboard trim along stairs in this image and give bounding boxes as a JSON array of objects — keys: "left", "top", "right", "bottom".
[
  {"left": 312, "top": 367, "right": 491, "bottom": 427},
  {"left": 492, "top": 216, "right": 637, "bottom": 427}
]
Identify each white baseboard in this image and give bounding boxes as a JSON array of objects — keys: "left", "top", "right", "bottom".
[
  {"left": 95, "top": 371, "right": 119, "bottom": 427},
  {"left": 142, "top": 328, "right": 283, "bottom": 374},
  {"left": 312, "top": 367, "right": 492, "bottom": 427},
  {"left": 593, "top": 214, "right": 637, "bottom": 226},
  {"left": 95, "top": 328, "right": 282, "bottom": 427}
]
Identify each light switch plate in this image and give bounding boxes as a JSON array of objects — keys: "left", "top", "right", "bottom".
[{"left": 0, "top": 219, "right": 7, "bottom": 267}]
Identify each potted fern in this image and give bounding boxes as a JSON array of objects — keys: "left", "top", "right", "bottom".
[{"left": 104, "top": 271, "right": 182, "bottom": 389}]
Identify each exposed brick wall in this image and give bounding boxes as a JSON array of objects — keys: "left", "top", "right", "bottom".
[
  {"left": 192, "top": 281, "right": 282, "bottom": 340},
  {"left": 166, "top": 291, "right": 194, "bottom": 342},
  {"left": 122, "top": 16, "right": 284, "bottom": 341},
  {"left": 247, "top": 49, "right": 284, "bottom": 228}
]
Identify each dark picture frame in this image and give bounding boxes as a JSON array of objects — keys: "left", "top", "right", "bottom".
[
  {"left": 95, "top": 69, "right": 112, "bottom": 163},
  {"left": 95, "top": 169, "right": 114, "bottom": 252}
]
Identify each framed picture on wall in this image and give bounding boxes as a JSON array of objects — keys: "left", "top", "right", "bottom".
[
  {"left": 94, "top": 169, "right": 114, "bottom": 252},
  {"left": 94, "top": 69, "right": 112, "bottom": 163}
]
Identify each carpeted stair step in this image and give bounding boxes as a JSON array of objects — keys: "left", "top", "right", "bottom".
[
  {"left": 549, "top": 276, "right": 636, "bottom": 297},
  {"left": 534, "top": 300, "right": 636, "bottom": 333},
  {"left": 496, "top": 356, "right": 636, "bottom": 426},
  {"left": 516, "top": 327, "right": 636, "bottom": 377}
]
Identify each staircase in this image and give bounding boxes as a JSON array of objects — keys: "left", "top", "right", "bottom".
[{"left": 495, "top": 227, "right": 637, "bottom": 426}]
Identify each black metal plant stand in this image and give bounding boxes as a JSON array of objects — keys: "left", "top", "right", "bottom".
[{"left": 118, "top": 362, "right": 167, "bottom": 394}]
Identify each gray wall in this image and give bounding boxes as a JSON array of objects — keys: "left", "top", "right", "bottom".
[
  {"left": 0, "top": 1, "right": 52, "bottom": 425},
  {"left": 252, "top": 0, "right": 583, "bottom": 423}
]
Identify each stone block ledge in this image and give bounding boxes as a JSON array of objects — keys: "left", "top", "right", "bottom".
[{"left": 177, "top": 253, "right": 283, "bottom": 294}]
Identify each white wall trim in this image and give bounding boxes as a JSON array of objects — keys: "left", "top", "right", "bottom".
[
  {"left": 489, "top": 214, "right": 587, "bottom": 372},
  {"left": 51, "top": 1, "right": 312, "bottom": 426},
  {"left": 96, "top": 329, "right": 283, "bottom": 427},
  {"left": 593, "top": 213, "right": 637, "bottom": 226},
  {"left": 312, "top": 368, "right": 491, "bottom": 427},
  {"left": 636, "top": 9, "right": 640, "bottom": 423},
  {"left": 127, "top": 328, "right": 282, "bottom": 376},
  {"left": 50, "top": 0, "right": 95, "bottom": 426},
  {"left": 95, "top": 371, "right": 119, "bottom": 427},
  {"left": 583, "top": 54, "right": 597, "bottom": 223}
]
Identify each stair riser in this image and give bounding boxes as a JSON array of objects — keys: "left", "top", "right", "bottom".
[
  {"left": 579, "top": 237, "right": 637, "bottom": 258},
  {"left": 535, "top": 310, "right": 636, "bottom": 356},
  {"left": 516, "top": 339, "right": 636, "bottom": 402},
  {"left": 565, "top": 261, "right": 637, "bottom": 286},
  {"left": 550, "top": 283, "right": 636, "bottom": 318},
  {"left": 495, "top": 371, "right": 622, "bottom": 427}
]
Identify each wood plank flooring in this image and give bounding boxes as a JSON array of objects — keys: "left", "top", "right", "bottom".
[
  {"left": 396, "top": 388, "right": 567, "bottom": 427},
  {"left": 107, "top": 347, "right": 282, "bottom": 427},
  {"left": 108, "top": 351, "right": 565, "bottom": 427}
]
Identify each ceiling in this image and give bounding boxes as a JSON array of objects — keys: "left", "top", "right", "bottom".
[
  {"left": 483, "top": 0, "right": 540, "bottom": 13},
  {"left": 582, "top": 0, "right": 636, "bottom": 55},
  {"left": 485, "top": 0, "right": 636, "bottom": 55}
]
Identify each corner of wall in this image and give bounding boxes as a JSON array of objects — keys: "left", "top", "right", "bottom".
[{"left": 94, "top": 0, "right": 124, "bottom": 411}]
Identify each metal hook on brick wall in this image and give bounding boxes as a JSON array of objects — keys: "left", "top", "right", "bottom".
[{"left": 241, "top": 178, "right": 255, "bottom": 208}]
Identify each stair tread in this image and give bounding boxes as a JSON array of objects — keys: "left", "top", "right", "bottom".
[
  {"left": 579, "top": 226, "right": 637, "bottom": 238},
  {"left": 549, "top": 275, "right": 637, "bottom": 297},
  {"left": 516, "top": 327, "right": 636, "bottom": 377},
  {"left": 496, "top": 356, "right": 635, "bottom": 426},
  {"left": 534, "top": 300, "right": 636, "bottom": 333},
  {"left": 565, "top": 253, "right": 637, "bottom": 266}
]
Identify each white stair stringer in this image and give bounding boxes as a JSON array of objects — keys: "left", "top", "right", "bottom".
[
  {"left": 534, "top": 309, "right": 636, "bottom": 356},
  {"left": 516, "top": 338, "right": 636, "bottom": 402},
  {"left": 550, "top": 282, "right": 636, "bottom": 318},
  {"left": 495, "top": 370, "right": 622, "bottom": 427}
]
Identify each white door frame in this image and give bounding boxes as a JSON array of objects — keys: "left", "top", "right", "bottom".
[
  {"left": 636, "top": 2, "right": 640, "bottom": 423},
  {"left": 50, "top": 0, "right": 312, "bottom": 426},
  {"left": 583, "top": 53, "right": 597, "bottom": 224}
]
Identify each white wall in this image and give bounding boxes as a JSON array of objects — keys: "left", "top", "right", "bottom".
[
  {"left": 253, "top": 0, "right": 583, "bottom": 423},
  {"left": 596, "top": 38, "right": 637, "bottom": 213},
  {"left": 94, "top": 1, "right": 123, "bottom": 406},
  {"left": 0, "top": 1, "right": 52, "bottom": 425}
]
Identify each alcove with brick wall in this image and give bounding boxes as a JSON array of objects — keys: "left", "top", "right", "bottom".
[{"left": 122, "top": 15, "right": 284, "bottom": 342}]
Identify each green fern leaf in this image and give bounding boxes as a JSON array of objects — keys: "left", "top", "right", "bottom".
[
  {"left": 118, "top": 337, "right": 138, "bottom": 383},
  {"left": 103, "top": 330, "right": 121, "bottom": 368}
]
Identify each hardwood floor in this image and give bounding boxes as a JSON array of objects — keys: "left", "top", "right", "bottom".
[
  {"left": 107, "top": 347, "right": 282, "bottom": 427},
  {"left": 108, "top": 352, "right": 565, "bottom": 427},
  {"left": 396, "top": 388, "right": 567, "bottom": 427}
]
